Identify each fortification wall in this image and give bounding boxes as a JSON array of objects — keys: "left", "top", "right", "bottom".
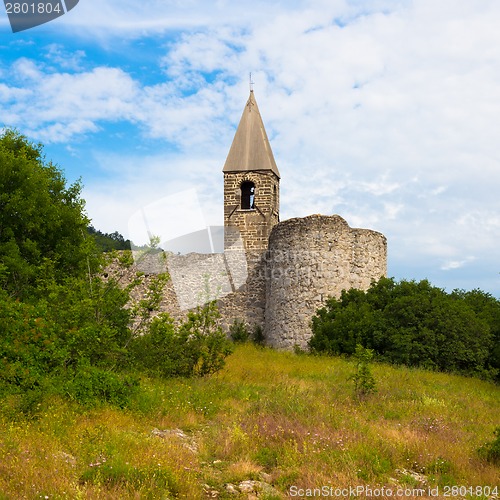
[
  {"left": 105, "top": 214, "right": 387, "bottom": 350},
  {"left": 104, "top": 252, "right": 183, "bottom": 329},
  {"left": 264, "top": 215, "right": 387, "bottom": 350},
  {"left": 104, "top": 249, "right": 264, "bottom": 333},
  {"left": 216, "top": 250, "right": 267, "bottom": 330}
]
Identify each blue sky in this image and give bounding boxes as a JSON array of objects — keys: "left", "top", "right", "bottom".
[{"left": 1, "top": 0, "right": 499, "bottom": 297}]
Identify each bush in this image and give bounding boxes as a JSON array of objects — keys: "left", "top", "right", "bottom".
[
  {"left": 348, "top": 344, "right": 377, "bottom": 400},
  {"left": 0, "top": 292, "right": 65, "bottom": 395},
  {"left": 252, "top": 324, "right": 265, "bottom": 345},
  {"left": 229, "top": 319, "right": 250, "bottom": 343},
  {"left": 310, "top": 277, "right": 498, "bottom": 379},
  {"left": 478, "top": 427, "right": 500, "bottom": 464},
  {"left": 129, "top": 301, "right": 233, "bottom": 378},
  {"left": 65, "top": 364, "right": 139, "bottom": 408},
  {"left": 229, "top": 320, "right": 266, "bottom": 346}
]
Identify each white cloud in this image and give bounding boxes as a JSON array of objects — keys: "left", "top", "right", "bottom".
[
  {"left": 441, "top": 257, "right": 476, "bottom": 272},
  {"left": 1, "top": 0, "right": 499, "bottom": 294},
  {"left": 44, "top": 44, "right": 87, "bottom": 71},
  {"left": 1, "top": 64, "right": 140, "bottom": 142}
]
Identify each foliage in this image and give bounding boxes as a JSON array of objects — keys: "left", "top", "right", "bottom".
[
  {"left": 0, "top": 273, "right": 137, "bottom": 406},
  {"left": 87, "top": 226, "right": 131, "bottom": 252},
  {"left": 0, "top": 130, "right": 230, "bottom": 412},
  {"left": 229, "top": 319, "right": 266, "bottom": 346},
  {"left": 229, "top": 319, "right": 251, "bottom": 343},
  {"left": 252, "top": 324, "right": 265, "bottom": 345},
  {"left": 128, "top": 269, "right": 170, "bottom": 338},
  {"left": 130, "top": 301, "right": 233, "bottom": 378},
  {"left": 310, "top": 277, "right": 498, "bottom": 380},
  {"left": 478, "top": 427, "right": 500, "bottom": 465},
  {"left": 0, "top": 290, "right": 63, "bottom": 395},
  {"left": 179, "top": 300, "right": 234, "bottom": 376},
  {"left": 0, "top": 131, "right": 133, "bottom": 408},
  {"left": 0, "top": 129, "right": 95, "bottom": 299},
  {"left": 64, "top": 363, "right": 139, "bottom": 408},
  {"left": 451, "top": 288, "right": 500, "bottom": 378},
  {"left": 348, "top": 344, "right": 377, "bottom": 400}
]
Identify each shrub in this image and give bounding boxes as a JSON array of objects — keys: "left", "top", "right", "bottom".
[
  {"left": 348, "top": 344, "right": 377, "bottom": 400},
  {"left": 65, "top": 364, "right": 139, "bottom": 407},
  {"left": 130, "top": 301, "right": 233, "bottom": 378},
  {"left": 478, "top": 427, "right": 500, "bottom": 464},
  {"left": 310, "top": 277, "right": 497, "bottom": 379},
  {"left": 252, "top": 324, "right": 265, "bottom": 345},
  {"left": 178, "top": 300, "right": 234, "bottom": 377},
  {"left": 229, "top": 319, "right": 251, "bottom": 343},
  {"left": 0, "top": 292, "right": 65, "bottom": 395}
]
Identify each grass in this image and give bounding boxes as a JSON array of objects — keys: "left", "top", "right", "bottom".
[{"left": 0, "top": 344, "right": 499, "bottom": 498}]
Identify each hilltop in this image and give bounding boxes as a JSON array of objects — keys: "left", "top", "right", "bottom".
[{"left": 0, "top": 344, "right": 498, "bottom": 499}]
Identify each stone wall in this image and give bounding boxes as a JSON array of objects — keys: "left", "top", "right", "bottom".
[
  {"left": 106, "top": 214, "right": 387, "bottom": 351},
  {"left": 223, "top": 170, "right": 280, "bottom": 253},
  {"left": 104, "top": 252, "right": 183, "bottom": 330},
  {"left": 264, "top": 215, "right": 387, "bottom": 350},
  {"left": 105, "top": 249, "right": 262, "bottom": 333}
]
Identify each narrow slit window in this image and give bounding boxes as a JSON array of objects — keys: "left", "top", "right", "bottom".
[{"left": 241, "top": 181, "right": 255, "bottom": 209}]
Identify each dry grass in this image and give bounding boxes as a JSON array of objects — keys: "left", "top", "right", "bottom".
[{"left": 0, "top": 344, "right": 498, "bottom": 498}]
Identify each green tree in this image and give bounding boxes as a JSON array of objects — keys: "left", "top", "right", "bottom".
[
  {"left": 310, "top": 277, "right": 497, "bottom": 379},
  {"left": 87, "top": 226, "right": 131, "bottom": 252},
  {"left": 0, "top": 130, "right": 137, "bottom": 406},
  {"left": 451, "top": 288, "right": 500, "bottom": 377},
  {"left": 0, "top": 129, "right": 94, "bottom": 299}
]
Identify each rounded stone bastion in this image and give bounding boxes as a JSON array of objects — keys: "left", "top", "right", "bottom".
[{"left": 264, "top": 214, "right": 387, "bottom": 350}]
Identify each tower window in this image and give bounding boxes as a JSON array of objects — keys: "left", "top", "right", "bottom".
[{"left": 241, "top": 181, "right": 255, "bottom": 209}]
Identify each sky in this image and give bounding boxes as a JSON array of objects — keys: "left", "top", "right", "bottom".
[{"left": 0, "top": 0, "right": 499, "bottom": 297}]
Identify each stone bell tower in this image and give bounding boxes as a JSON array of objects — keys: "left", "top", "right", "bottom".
[
  {"left": 223, "top": 90, "right": 280, "bottom": 253},
  {"left": 221, "top": 89, "right": 280, "bottom": 328}
]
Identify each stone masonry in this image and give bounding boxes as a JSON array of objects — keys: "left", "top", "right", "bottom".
[
  {"left": 264, "top": 215, "right": 387, "bottom": 349},
  {"left": 109, "top": 90, "right": 388, "bottom": 350}
]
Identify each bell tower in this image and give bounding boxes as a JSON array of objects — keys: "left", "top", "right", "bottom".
[{"left": 223, "top": 90, "right": 280, "bottom": 253}]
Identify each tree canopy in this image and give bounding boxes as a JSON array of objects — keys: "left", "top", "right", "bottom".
[
  {"left": 310, "top": 277, "right": 499, "bottom": 380},
  {"left": 0, "top": 129, "right": 94, "bottom": 299},
  {"left": 0, "top": 130, "right": 232, "bottom": 411}
]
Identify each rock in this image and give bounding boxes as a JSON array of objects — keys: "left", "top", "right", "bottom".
[
  {"left": 395, "top": 468, "right": 429, "bottom": 487},
  {"left": 151, "top": 428, "right": 199, "bottom": 454},
  {"left": 237, "top": 480, "right": 281, "bottom": 497},
  {"left": 224, "top": 483, "right": 239, "bottom": 495},
  {"left": 259, "top": 472, "right": 272, "bottom": 483}
]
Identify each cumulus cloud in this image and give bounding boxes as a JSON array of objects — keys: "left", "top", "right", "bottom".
[
  {"left": 1, "top": 0, "right": 499, "bottom": 294},
  {"left": 441, "top": 257, "right": 476, "bottom": 272}
]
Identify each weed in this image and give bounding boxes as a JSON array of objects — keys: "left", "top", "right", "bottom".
[
  {"left": 0, "top": 344, "right": 498, "bottom": 498},
  {"left": 478, "top": 427, "right": 500, "bottom": 464},
  {"left": 348, "top": 344, "right": 377, "bottom": 400}
]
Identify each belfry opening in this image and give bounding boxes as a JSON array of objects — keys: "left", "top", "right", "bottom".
[{"left": 241, "top": 181, "right": 255, "bottom": 209}]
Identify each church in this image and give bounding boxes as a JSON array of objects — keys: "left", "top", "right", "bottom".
[
  {"left": 130, "top": 90, "right": 387, "bottom": 350},
  {"left": 217, "top": 89, "right": 387, "bottom": 349}
]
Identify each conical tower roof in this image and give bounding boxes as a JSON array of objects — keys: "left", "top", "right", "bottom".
[{"left": 223, "top": 91, "right": 280, "bottom": 178}]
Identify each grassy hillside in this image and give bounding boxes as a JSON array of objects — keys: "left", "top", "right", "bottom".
[{"left": 0, "top": 344, "right": 498, "bottom": 499}]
